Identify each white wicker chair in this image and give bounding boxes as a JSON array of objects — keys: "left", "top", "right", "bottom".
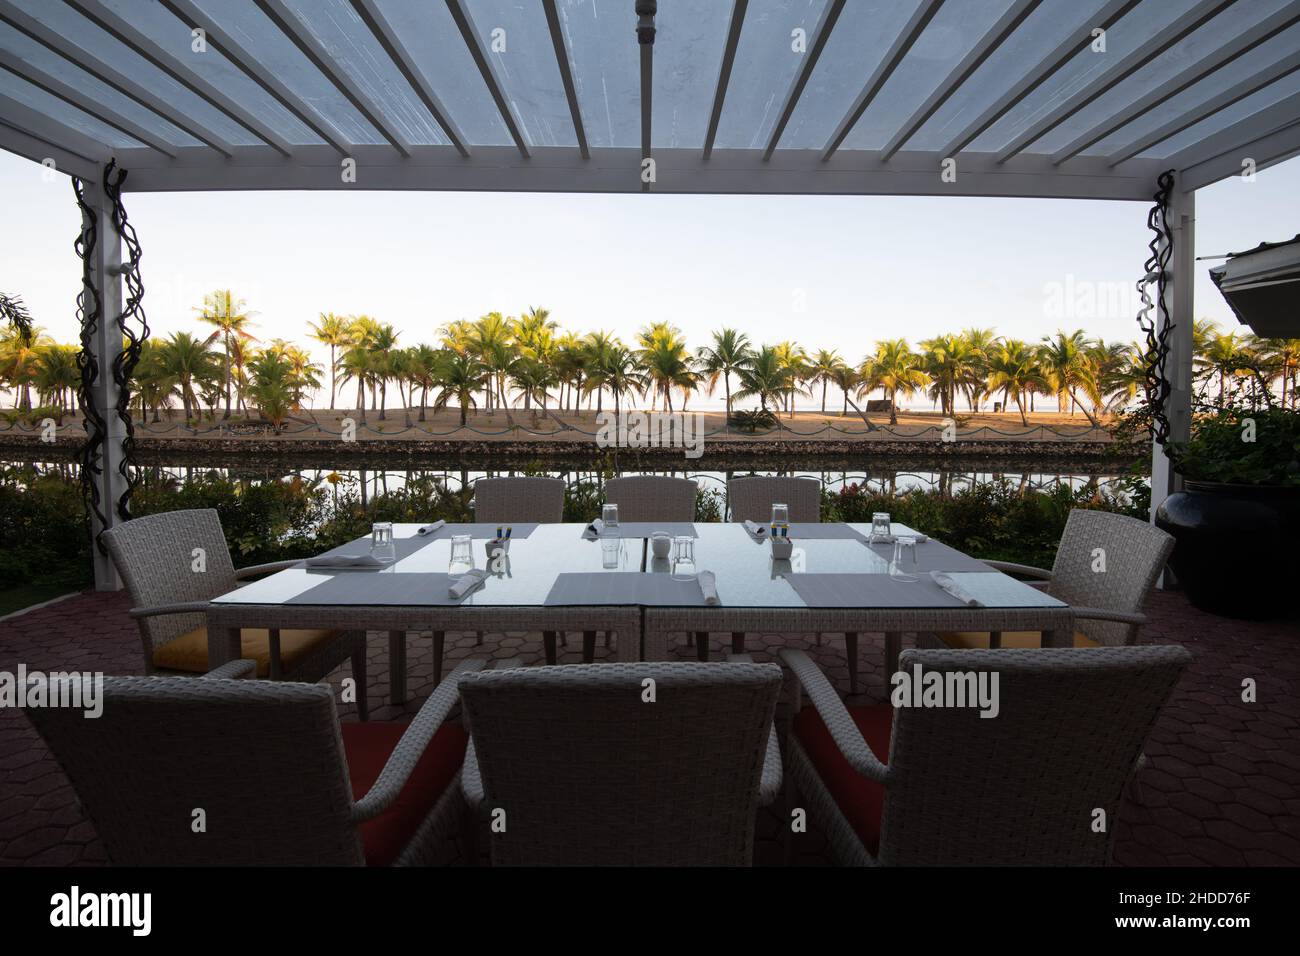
[
  {"left": 780, "top": 644, "right": 1191, "bottom": 865},
  {"left": 25, "top": 658, "right": 487, "bottom": 865},
  {"left": 460, "top": 662, "right": 783, "bottom": 865},
  {"left": 603, "top": 475, "right": 698, "bottom": 522},
  {"left": 102, "top": 508, "right": 369, "bottom": 718},
  {"left": 928, "top": 509, "right": 1176, "bottom": 650}
]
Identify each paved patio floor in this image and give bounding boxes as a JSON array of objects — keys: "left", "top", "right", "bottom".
[{"left": 0, "top": 589, "right": 1295, "bottom": 866}]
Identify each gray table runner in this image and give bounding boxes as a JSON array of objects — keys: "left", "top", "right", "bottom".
[
  {"left": 427, "top": 522, "right": 539, "bottom": 540},
  {"left": 860, "top": 538, "right": 992, "bottom": 573},
  {"left": 584, "top": 521, "right": 698, "bottom": 539},
  {"left": 545, "top": 572, "right": 709, "bottom": 606},
  {"left": 287, "top": 572, "right": 480, "bottom": 606},
  {"left": 787, "top": 573, "right": 970, "bottom": 609},
  {"left": 785, "top": 523, "right": 868, "bottom": 541},
  {"left": 316, "top": 534, "right": 440, "bottom": 563}
]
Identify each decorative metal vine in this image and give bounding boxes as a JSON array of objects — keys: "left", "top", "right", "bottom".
[
  {"left": 72, "top": 160, "right": 149, "bottom": 553},
  {"left": 1136, "top": 169, "right": 1175, "bottom": 446}
]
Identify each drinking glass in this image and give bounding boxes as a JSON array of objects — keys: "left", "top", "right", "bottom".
[
  {"left": 370, "top": 521, "right": 396, "bottom": 564},
  {"left": 871, "top": 512, "right": 892, "bottom": 542},
  {"left": 601, "top": 503, "right": 620, "bottom": 536},
  {"left": 770, "top": 503, "right": 789, "bottom": 530},
  {"left": 448, "top": 534, "right": 474, "bottom": 576},
  {"left": 671, "top": 535, "right": 696, "bottom": 581},
  {"left": 889, "top": 536, "right": 918, "bottom": 582},
  {"left": 601, "top": 538, "right": 623, "bottom": 569}
]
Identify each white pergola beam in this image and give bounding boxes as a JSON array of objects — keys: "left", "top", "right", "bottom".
[
  {"left": 822, "top": 0, "right": 944, "bottom": 161},
  {"left": 159, "top": 0, "right": 352, "bottom": 155},
  {"left": 351, "top": 0, "right": 469, "bottom": 157},
  {"left": 1179, "top": 117, "right": 1300, "bottom": 190},
  {"left": 763, "top": 0, "right": 846, "bottom": 160},
  {"left": 1169, "top": 90, "right": 1300, "bottom": 183},
  {"left": 445, "top": 0, "right": 530, "bottom": 159},
  {"left": 0, "top": 92, "right": 112, "bottom": 164},
  {"left": 64, "top": 0, "right": 295, "bottom": 157},
  {"left": 1051, "top": 3, "right": 1300, "bottom": 164},
  {"left": 941, "top": 0, "right": 1141, "bottom": 158},
  {"left": 0, "top": 119, "right": 98, "bottom": 178},
  {"left": 880, "top": 0, "right": 1042, "bottom": 161},
  {"left": 996, "top": 0, "right": 1238, "bottom": 163},
  {"left": 703, "top": 0, "right": 747, "bottom": 160},
  {"left": 541, "top": 0, "right": 587, "bottom": 160},
  {"left": 1107, "top": 51, "right": 1300, "bottom": 165},
  {"left": 0, "top": 1, "right": 235, "bottom": 157}
]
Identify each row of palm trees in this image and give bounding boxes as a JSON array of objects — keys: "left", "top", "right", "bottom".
[{"left": 2, "top": 293, "right": 1298, "bottom": 429}]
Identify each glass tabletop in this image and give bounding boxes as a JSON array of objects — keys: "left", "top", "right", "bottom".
[{"left": 213, "top": 522, "right": 1064, "bottom": 610}]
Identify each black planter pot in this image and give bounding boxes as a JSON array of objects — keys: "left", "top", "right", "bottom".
[{"left": 1155, "top": 481, "right": 1300, "bottom": 620}]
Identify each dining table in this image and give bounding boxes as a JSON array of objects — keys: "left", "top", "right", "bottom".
[{"left": 207, "top": 521, "right": 1074, "bottom": 703}]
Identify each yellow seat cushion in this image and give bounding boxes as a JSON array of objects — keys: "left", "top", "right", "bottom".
[
  {"left": 938, "top": 629, "right": 1099, "bottom": 649},
  {"left": 153, "top": 626, "right": 340, "bottom": 677}
]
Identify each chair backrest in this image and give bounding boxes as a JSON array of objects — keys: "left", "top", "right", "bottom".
[
  {"left": 603, "top": 475, "right": 698, "bottom": 522},
  {"left": 727, "top": 476, "right": 821, "bottom": 523},
  {"left": 461, "top": 662, "right": 781, "bottom": 865},
  {"left": 1048, "top": 509, "right": 1175, "bottom": 645},
  {"left": 25, "top": 674, "right": 364, "bottom": 865},
  {"left": 878, "top": 645, "right": 1190, "bottom": 866},
  {"left": 471, "top": 476, "right": 565, "bottom": 523},
  {"left": 102, "top": 509, "right": 238, "bottom": 661}
]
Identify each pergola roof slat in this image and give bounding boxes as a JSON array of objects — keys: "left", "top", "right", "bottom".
[
  {"left": 994, "top": 0, "right": 1240, "bottom": 163},
  {"left": 0, "top": 115, "right": 98, "bottom": 178},
  {"left": 703, "top": 0, "right": 746, "bottom": 161},
  {"left": 1051, "top": 3, "right": 1300, "bottom": 165},
  {"left": 64, "top": 0, "right": 296, "bottom": 158},
  {"left": 250, "top": 0, "right": 410, "bottom": 157},
  {"left": 445, "top": 0, "right": 530, "bottom": 159},
  {"left": 542, "top": 0, "right": 588, "bottom": 160},
  {"left": 0, "top": 90, "right": 111, "bottom": 165},
  {"left": 0, "top": 1, "right": 235, "bottom": 157},
  {"left": 821, "top": 0, "right": 945, "bottom": 161},
  {"left": 158, "top": 0, "right": 352, "bottom": 156},
  {"left": 763, "top": 0, "right": 846, "bottom": 161},
  {"left": 940, "top": 0, "right": 1142, "bottom": 158},
  {"left": 1165, "top": 88, "right": 1300, "bottom": 178}
]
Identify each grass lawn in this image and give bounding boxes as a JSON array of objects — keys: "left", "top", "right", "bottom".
[{"left": 0, "top": 581, "right": 81, "bottom": 618}]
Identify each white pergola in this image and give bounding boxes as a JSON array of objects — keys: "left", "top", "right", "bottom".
[{"left": 2, "top": 0, "right": 1299, "bottom": 588}]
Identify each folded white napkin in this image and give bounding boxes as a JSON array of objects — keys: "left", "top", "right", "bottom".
[
  {"left": 743, "top": 520, "right": 767, "bottom": 539},
  {"left": 930, "top": 571, "right": 982, "bottom": 607},
  {"left": 449, "top": 568, "right": 488, "bottom": 600},
  {"left": 416, "top": 520, "right": 446, "bottom": 537},
  {"left": 698, "top": 570, "right": 720, "bottom": 606},
  {"left": 305, "top": 553, "right": 384, "bottom": 570},
  {"left": 582, "top": 518, "right": 605, "bottom": 541}
]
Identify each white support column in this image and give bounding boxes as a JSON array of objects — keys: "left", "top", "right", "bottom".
[
  {"left": 81, "top": 178, "right": 126, "bottom": 591},
  {"left": 1149, "top": 185, "right": 1195, "bottom": 525}
]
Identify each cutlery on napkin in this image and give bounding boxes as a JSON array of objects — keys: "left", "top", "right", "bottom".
[
  {"left": 449, "top": 568, "right": 489, "bottom": 600},
  {"left": 866, "top": 532, "right": 928, "bottom": 545},
  {"left": 742, "top": 520, "right": 767, "bottom": 540},
  {"left": 582, "top": 519, "right": 605, "bottom": 541},
  {"left": 305, "top": 553, "right": 385, "bottom": 570},
  {"left": 698, "top": 570, "right": 720, "bottom": 606},
  {"left": 416, "top": 520, "right": 446, "bottom": 537},
  {"left": 930, "top": 571, "right": 982, "bottom": 607}
]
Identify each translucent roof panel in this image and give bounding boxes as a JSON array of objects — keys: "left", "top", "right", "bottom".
[
  {"left": 1091, "top": 22, "right": 1300, "bottom": 157},
  {"left": 464, "top": 0, "right": 577, "bottom": 147},
  {"left": 0, "top": 21, "right": 200, "bottom": 148},
  {"left": 7, "top": 0, "right": 266, "bottom": 146},
  {"left": 650, "top": 0, "right": 732, "bottom": 148},
  {"left": 1030, "top": 0, "right": 1296, "bottom": 156},
  {"left": 712, "top": 0, "right": 829, "bottom": 150},
  {"left": 553, "top": 0, "right": 637, "bottom": 148},
  {"left": 837, "top": 0, "right": 1021, "bottom": 152},
  {"left": 189, "top": 0, "right": 380, "bottom": 146},
  {"left": 970, "top": 0, "right": 1204, "bottom": 153},
  {"left": 0, "top": 70, "right": 142, "bottom": 149},
  {"left": 279, "top": 0, "right": 448, "bottom": 145},
  {"left": 905, "top": 0, "right": 1113, "bottom": 151},
  {"left": 1140, "top": 68, "right": 1300, "bottom": 159},
  {"left": 90, "top": 0, "right": 321, "bottom": 145},
  {"left": 370, "top": 0, "right": 511, "bottom": 147}
]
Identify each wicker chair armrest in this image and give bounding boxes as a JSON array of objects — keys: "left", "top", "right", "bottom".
[
  {"left": 460, "top": 740, "right": 485, "bottom": 809},
  {"left": 202, "top": 660, "right": 257, "bottom": 680},
  {"left": 757, "top": 724, "right": 782, "bottom": 807},
  {"left": 128, "top": 601, "right": 212, "bottom": 619},
  {"left": 1073, "top": 606, "right": 1147, "bottom": 626},
  {"left": 233, "top": 559, "right": 302, "bottom": 580},
  {"left": 984, "top": 560, "right": 1053, "bottom": 580},
  {"left": 778, "top": 649, "right": 890, "bottom": 785},
  {"left": 351, "top": 658, "right": 486, "bottom": 822}
]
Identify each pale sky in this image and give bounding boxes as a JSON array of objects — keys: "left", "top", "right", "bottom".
[{"left": 2, "top": 148, "right": 1298, "bottom": 407}]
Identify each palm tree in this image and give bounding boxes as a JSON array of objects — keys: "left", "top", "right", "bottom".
[
  {"left": 0, "top": 322, "right": 51, "bottom": 411},
  {"left": 159, "top": 331, "right": 217, "bottom": 421},
  {"left": 1195, "top": 328, "right": 1250, "bottom": 399},
  {"left": 861, "top": 339, "right": 928, "bottom": 425},
  {"left": 338, "top": 342, "right": 374, "bottom": 423},
  {"left": 1258, "top": 337, "right": 1300, "bottom": 408},
  {"left": 637, "top": 323, "right": 692, "bottom": 413},
  {"left": 131, "top": 338, "right": 178, "bottom": 422},
  {"left": 194, "top": 289, "right": 256, "bottom": 420},
  {"left": 1038, "top": 330, "right": 1101, "bottom": 425},
  {"left": 960, "top": 327, "right": 998, "bottom": 412},
  {"left": 406, "top": 344, "right": 442, "bottom": 421},
  {"left": 33, "top": 344, "right": 79, "bottom": 422},
  {"left": 432, "top": 351, "right": 486, "bottom": 427},
  {"left": 696, "top": 328, "right": 752, "bottom": 418},
  {"left": 470, "top": 312, "right": 515, "bottom": 414},
  {"left": 808, "top": 348, "right": 847, "bottom": 415},
  {"left": 599, "top": 344, "right": 648, "bottom": 418},
  {"left": 772, "top": 341, "right": 809, "bottom": 419},
  {"left": 829, "top": 364, "right": 860, "bottom": 417},
  {"left": 734, "top": 345, "right": 793, "bottom": 416},
  {"left": 308, "top": 312, "right": 350, "bottom": 410},
  {"left": 985, "top": 339, "right": 1044, "bottom": 425},
  {"left": 918, "top": 333, "right": 981, "bottom": 417}
]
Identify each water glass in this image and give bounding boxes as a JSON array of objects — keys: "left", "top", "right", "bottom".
[
  {"left": 448, "top": 534, "right": 474, "bottom": 576},
  {"left": 601, "top": 503, "right": 620, "bottom": 536},
  {"left": 889, "top": 536, "right": 918, "bottom": 582},
  {"left": 770, "top": 503, "right": 790, "bottom": 530},
  {"left": 871, "top": 512, "right": 892, "bottom": 542},
  {"left": 601, "top": 538, "right": 623, "bottom": 569},
  {"left": 370, "top": 521, "right": 396, "bottom": 564},
  {"left": 671, "top": 535, "right": 696, "bottom": 581}
]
